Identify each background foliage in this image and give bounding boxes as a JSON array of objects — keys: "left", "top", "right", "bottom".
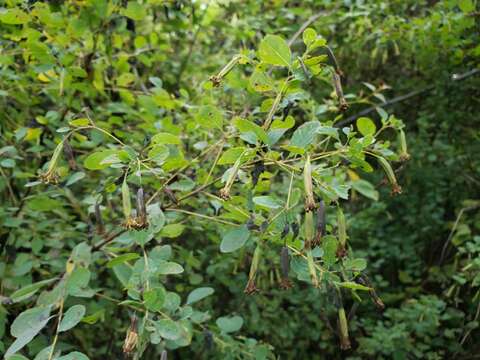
[{"left": 1, "top": 0, "right": 479, "bottom": 359}]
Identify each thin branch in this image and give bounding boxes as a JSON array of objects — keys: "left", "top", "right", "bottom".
[{"left": 287, "top": 10, "right": 333, "bottom": 47}]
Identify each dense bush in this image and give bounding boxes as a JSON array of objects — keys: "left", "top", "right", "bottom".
[{"left": 0, "top": 1, "right": 479, "bottom": 359}]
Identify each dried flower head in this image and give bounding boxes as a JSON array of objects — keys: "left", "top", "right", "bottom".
[
  {"left": 123, "top": 316, "right": 138, "bottom": 355},
  {"left": 303, "top": 155, "right": 316, "bottom": 211}
]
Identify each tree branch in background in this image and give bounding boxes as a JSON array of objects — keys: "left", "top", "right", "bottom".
[{"left": 335, "top": 68, "right": 480, "bottom": 128}]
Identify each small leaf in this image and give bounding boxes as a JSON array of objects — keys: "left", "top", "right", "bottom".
[
  {"left": 160, "top": 223, "right": 185, "bottom": 238},
  {"left": 253, "top": 196, "right": 283, "bottom": 209},
  {"left": 157, "top": 261, "right": 184, "bottom": 275},
  {"left": 186, "top": 287, "right": 214, "bottom": 305},
  {"left": 10, "top": 279, "right": 57, "bottom": 303},
  {"left": 356, "top": 117, "right": 376, "bottom": 136},
  {"left": 143, "top": 287, "right": 166, "bottom": 312},
  {"left": 151, "top": 132, "right": 181, "bottom": 145},
  {"left": 220, "top": 225, "right": 250, "bottom": 253},
  {"left": 302, "top": 28, "right": 317, "bottom": 46},
  {"left": 290, "top": 121, "right": 320, "bottom": 148},
  {"left": 58, "top": 352, "right": 90, "bottom": 360},
  {"left": 337, "top": 281, "right": 371, "bottom": 291},
  {"left": 258, "top": 35, "right": 291, "bottom": 67},
  {"left": 59, "top": 305, "right": 86, "bottom": 332},
  {"left": 216, "top": 315, "right": 243, "bottom": 333},
  {"left": 156, "top": 319, "right": 182, "bottom": 340},
  {"left": 107, "top": 253, "right": 140, "bottom": 268},
  {"left": 69, "top": 118, "right": 90, "bottom": 127},
  {"left": 343, "top": 258, "right": 367, "bottom": 272},
  {"left": 83, "top": 150, "right": 117, "bottom": 170}
]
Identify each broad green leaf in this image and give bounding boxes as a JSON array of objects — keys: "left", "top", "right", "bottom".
[
  {"left": 156, "top": 319, "right": 182, "bottom": 340},
  {"left": 195, "top": 105, "right": 223, "bottom": 129},
  {"left": 233, "top": 118, "right": 268, "bottom": 144},
  {"left": 10, "top": 278, "right": 57, "bottom": 303},
  {"left": 157, "top": 261, "right": 184, "bottom": 275},
  {"left": 186, "top": 287, "right": 214, "bottom": 305},
  {"left": 302, "top": 28, "right": 317, "bottom": 46},
  {"left": 351, "top": 179, "right": 379, "bottom": 201},
  {"left": 220, "top": 225, "right": 250, "bottom": 253},
  {"left": 59, "top": 305, "right": 86, "bottom": 332},
  {"left": 83, "top": 150, "right": 118, "bottom": 170},
  {"left": 160, "top": 223, "right": 185, "bottom": 238},
  {"left": 0, "top": 8, "right": 30, "bottom": 24},
  {"left": 258, "top": 35, "right": 291, "bottom": 67},
  {"left": 216, "top": 315, "right": 243, "bottom": 333},
  {"left": 343, "top": 258, "right": 367, "bottom": 272},
  {"left": 218, "top": 147, "right": 245, "bottom": 165},
  {"left": 122, "top": 1, "right": 147, "bottom": 20},
  {"left": 356, "top": 117, "right": 376, "bottom": 136},
  {"left": 58, "top": 352, "right": 90, "bottom": 360},
  {"left": 144, "top": 287, "right": 166, "bottom": 312},
  {"left": 290, "top": 121, "right": 320, "bottom": 148},
  {"left": 151, "top": 132, "right": 181, "bottom": 145},
  {"left": 253, "top": 196, "right": 283, "bottom": 209},
  {"left": 249, "top": 70, "right": 273, "bottom": 92},
  {"left": 6, "top": 306, "right": 52, "bottom": 357}
]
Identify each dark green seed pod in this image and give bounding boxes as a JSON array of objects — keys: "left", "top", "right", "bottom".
[
  {"left": 279, "top": 246, "right": 293, "bottom": 289},
  {"left": 281, "top": 223, "right": 290, "bottom": 240}
]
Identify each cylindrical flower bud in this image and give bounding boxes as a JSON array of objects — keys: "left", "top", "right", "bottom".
[
  {"left": 39, "top": 140, "right": 64, "bottom": 184},
  {"left": 244, "top": 243, "right": 262, "bottom": 295},
  {"left": 210, "top": 55, "right": 241, "bottom": 87},
  {"left": 338, "top": 306, "right": 351, "bottom": 350},
  {"left": 220, "top": 155, "right": 243, "bottom": 200},
  {"left": 332, "top": 72, "right": 348, "bottom": 112},
  {"left": 377, "top": 156, "right": 402, "bottom": 195},
  {"left": 122, "top": 179, "right": 131, "bottom": 220},
  {"left": 398, "top": 129, "right": 410, "bottom": 162},
  {"left": 337, "top": 207, "right": 347, "bottom": 258},
  {"left": 303, "top": 155, "right": 316, "bottom": 211},
  {"left": 304, "top": 211, "right": 314, "bottom": 249},
  {"left": 123, "top": 315, "right": 138, "bottom": 355}
]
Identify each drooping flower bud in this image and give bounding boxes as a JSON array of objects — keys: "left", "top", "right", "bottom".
[
  {"left": 306, "top": 247, "right": 319, "bottom": 288},
  {"left": 377, "top": 156, "right": 402, "bottom": 195},
  {"left": 244, "top": 243, "right": 262, "bottom": 295},
  {"left": 303, "top": 155, "right": 316, "bottom": 211},
  {"left": 358, "top": 275, "right": 385, "bottom": 310},
  {"left": 39, "top": 140, "right": 64, "bottom": 184},
  {"left": 304, "top": 210, "right": 314, "bottom": 249},
  {"left": 220, "top": 155, "right": 243, "bottom": 200},
  {"left": 398, "top": 129, "right": 410, "bottom": 162},
  {"left": 164, "top": 187, "right": 178, "bottom": 205},
  {"left": 123, "top": 315, "right": 138, "bottom": 355},
  {"left": 209, "top": 55, "right": 241, "bottom": 87},
  {"left": 332, "top": 72, "right": 348, "bottom": 112},
  {"left": 338, "top": 306, "right": 351, "bottom": 350}
]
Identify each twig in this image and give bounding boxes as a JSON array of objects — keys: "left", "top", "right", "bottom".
[
  {"left": 287, "top": 10, "right": 332, "bottom": 47},
  {"left": 336, "top": 68, "right": 480, "bottom": 128}
]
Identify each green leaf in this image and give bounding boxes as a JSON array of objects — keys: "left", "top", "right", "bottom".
[
  {"left": 59, "top": 305, "right": 86, "bottom": 332},
  {"left": 233, "top": 118, "right": 268, "bottom": 144},
  {"left": 6, "top": 306, "right": 52, "bottom": 357},
  {"left": 160, "top": 223, "right": 185, "bottom": 238},
  {"left": 156, "top": 319, "right": 183, "bottom": 340},
  {"left": 157, "top": 261, "right": 184, "bottom": 275},
  {"left": 151, "top": 132, "right": 181, "bottom": 145},
  {"left": 290, "top": 121, "right": 320, "bottom": 148},
  {"left": 258, "top": 35, "right": 291, "bottom": 67},
  {"left": 218, "top": 147, "right": 245, "bottom": 165},
  {"left": 0, "top": 8, "right": 30, "bottom": 25},
  {"left": 186, "top": 287, "right": 214, "bottom": 305},
  {"left": 220, "top": 225, "right": 250, "bottom": 253},
  {"left": 343, "top": 258, "right": 367, "bottom": 272},
  {"left": 143, "top": 287, "right": 166, "bottom": 312},
  {"left": 69, "top": 118, "right": 90, "bottom": 127},
  {"left": 351, "top": 179, "right": 379, "bottom": 201},
  {"left": 107, "top": 253, "right": 140, "bottom": 268},
  {"left": 122, "top": 1, "right": 147, "bottom": 21},
  {"left": 302, "top": 28, "right": 317, "bottom": 46},
  {"left": 216, "top": 315, "right": 243, "bottom": 333},
  {"left": 58, "top": 352, "right": 90, "bottom": 360},
  {"left": 356, "top": 117, "right": 376, "bottom": 136},
  {"left": 195, "top": 105, "right": 223, "bottom": 129},
  {"left": 66, "top": 267, "right": 91, "bottom": 295},
  {"left": 83, "top": 150, "right": 118, "bottom": 170},
  {"left": 10, "top": 278, "right": 57, "bottom": 303},
  {"left": 253, "top": 196, "right": 283, "bottom": 209},
  {"left": 459, "top": 0, "right": 475, "bottom": 12}
]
